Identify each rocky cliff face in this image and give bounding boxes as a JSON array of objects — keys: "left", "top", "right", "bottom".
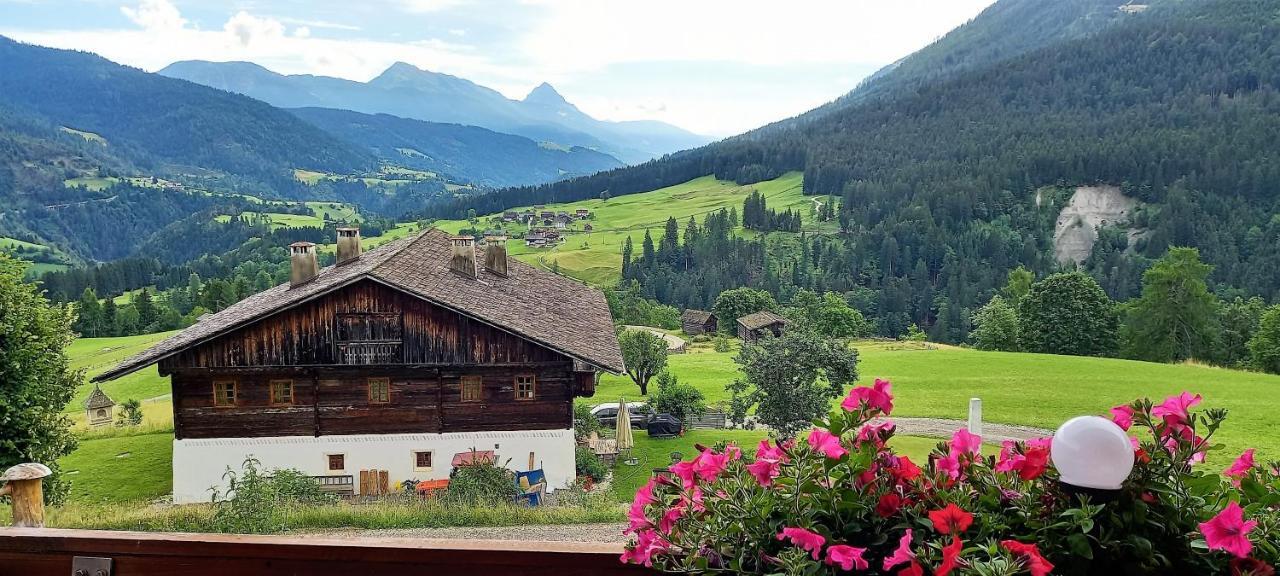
[{"left": 1053, "top": 185, "right": 1138, "bottom": 266}]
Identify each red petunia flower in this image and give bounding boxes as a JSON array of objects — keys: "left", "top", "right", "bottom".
[
  {"left": 929, "top": 503, "right": 974, "bottom": 535},
  {"left": 1001, "top": 540, "right": 1055, "bottom": 576},
  {"left": 935, "top": 536, "right": 964, "bottom": 576},
  {"left": 876, "top": 493, "right": 903, "bottom": 518}
]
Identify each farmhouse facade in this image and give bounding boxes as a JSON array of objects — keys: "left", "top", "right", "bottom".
[{"left": 95, "top": 228, "right": 623, "bottom": 503}]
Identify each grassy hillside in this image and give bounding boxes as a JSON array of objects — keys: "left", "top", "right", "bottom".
[
  {"left": 67, "top": 331, "right": 175, "bottom": 414},
  {"left": 57, "top": 330, "right": 1280, "bottom": 503},
  {"left": 434, "top": 172, "right": 833, "bottom": 284}
]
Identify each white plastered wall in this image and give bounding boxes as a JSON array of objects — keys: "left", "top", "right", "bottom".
[{"left": 172, "top": 429, "right": 575, "bottom": 504}]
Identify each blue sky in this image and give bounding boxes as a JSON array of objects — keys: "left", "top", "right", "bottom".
[{"left": 0, "top": 0, "right": 997, "bottom": 136}]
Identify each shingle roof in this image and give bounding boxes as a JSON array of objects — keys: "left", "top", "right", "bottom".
[
  {"left": 736, "top": 310, "right": 787, "bottom": 331},
  {"left": 84, "top": 385, "right": 115, "bottom": 409},
  {"left": 681, "top": 309, "right": 713, "bottom": 324},
  {"left": 94, "top": 229, "right": 624, "bottom": 382}
]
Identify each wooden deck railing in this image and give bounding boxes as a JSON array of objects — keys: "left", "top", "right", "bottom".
[{"left": 0, "top": 527, "right": 645, "bottom": 576}]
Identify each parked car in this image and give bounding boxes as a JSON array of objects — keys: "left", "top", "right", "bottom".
[{"left": 590, "top": 402, "right": 648, "bottom": 429}]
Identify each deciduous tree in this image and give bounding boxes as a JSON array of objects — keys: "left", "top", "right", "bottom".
[
  {"left": 620, "top": 329, "right": 668, "bottom": 395},
  {"left": 728, "top": 322, "right": 859, "bottom": 437},
  {"left": 0, "top": 253, "right": 80, "bottom": 504},
  {"left": 1019, "top": 272, "right": 1117, "bottom": 356}
]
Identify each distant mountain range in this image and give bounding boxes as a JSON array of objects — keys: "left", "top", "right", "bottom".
[
  {"left": 289, "top": 107, "right": 622, "bottom": 188},
  {"left": 160, "top": 60, "right": 711, "bottom": 164}
]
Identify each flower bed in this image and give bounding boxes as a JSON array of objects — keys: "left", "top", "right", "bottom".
[{"left": 623, "top": 379, "right": 1278, "bottom": 574}]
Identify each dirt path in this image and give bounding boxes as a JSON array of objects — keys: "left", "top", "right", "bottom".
[{"left": 877, "top": 417, "right": 1052, "bottom": 444}]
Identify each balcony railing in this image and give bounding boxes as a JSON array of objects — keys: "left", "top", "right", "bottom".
[{"left": 0, "top": 527, "right": 643, "bottom": 576}]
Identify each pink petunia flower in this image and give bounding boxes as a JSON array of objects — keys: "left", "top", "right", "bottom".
[
  {"left": 936, "top": 452, "right": 961, "bottom": 480},
  {"left": 658, "top": 505, "right": 684, "bottom": 534},
  {"left": 746, "top": 458, "right": 782, "bottom": 487},
  {"left": 692, "top": 449, "right": 729, "bottom": 483},
  {"left": 841, "top": 378, "right": 895, "bottom": 415},
  {"left": 950, "top": 428, "right": 982, "bottom": 455},
  {"left": 883, "top": 529, "right": 915, "bottom": 571},
  {"left": 755, "top": 439, "right": 790, "bottom": 463},
  {"left": 777, "top": 527, "right": 826, "bottom": 560},
  {"left": 1110, "top": 404, "right": 1134, "bottom": 430},
  {"left": 1199, "top": 501, "right": 1258, "bottom": 559},
  {"left": 669, "top": 459, "right": 697, "bottom": 489},
  {"left": 1000, "top": 540, "right": 1055, "bottom": 576},
  {"left": 1225, "top": 449, "right": 1256, "bottom": 483},
  {"left": 856, "top": 421, "right": 896, "bottom": 448},
  {"left": 808, "top": 428, "right": 848, "bottom": 459},
  {"left": 825, "top": 544, "right": 869, "bottom": 571},
  {"left": 620, "top": 528, "right": 671, "bottom": 567},
  {"left": 1153, "top": 391, "right": 1202, "bottom": 427}
]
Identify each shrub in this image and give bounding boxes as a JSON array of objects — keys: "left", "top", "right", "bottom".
[
  {"left": 576, "top": 445, "right": 609, "bottom": 483},
  {"left": 649, "top": 371, "right": 707, "bottom": 423},
  {"left": 573, "top": 402, "right": 602, "bottom": 442},
  {"left": 209, "top": 457, "right": 334, "bottom": 533},
  {"left": 115, "top": 398, "right": 143, "bottom": 427},
  {"left": 442, "top": 457, "right": 521, "bottom": 506},
  {"left": 713, "top": 337, "right": 731, "bottom": 353},
  {"left": 623, "top": 383, "right": 1279, "bottom": 574},
  {"left": 970, "top": 295, "right": 1020, "bottom": 351},
  {"left": 1248, "top": 304, "right": 1280, "bottom": 374}
]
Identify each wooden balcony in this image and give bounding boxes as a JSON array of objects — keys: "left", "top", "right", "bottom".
[{"left": 0, "top": 527, "right": 644, "bottom": 576}]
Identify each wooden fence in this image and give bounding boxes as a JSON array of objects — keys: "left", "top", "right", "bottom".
[{"left": 0, "top": 528, "right": 644, "bottom": 576}]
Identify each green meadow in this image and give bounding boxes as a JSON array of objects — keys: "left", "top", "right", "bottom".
[
  {"left": 432, "top": 172, "right": 837, "bottom": 285},
  {"left": 53, "top": 331, "right": 1280, "bottom": 503}
]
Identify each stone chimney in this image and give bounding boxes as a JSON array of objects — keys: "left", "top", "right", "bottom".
[
  {"left": 289, "top": 242, "right": 319, "bottom": 287},
  {"left": 484, "top": 234, "right": 508, "bottom": 277},
  {"left": 336, "top": 227, "right": 362, "bottom": 265},
  {"left": 449, "top": 236, "right": 477, "bottom": 278}
]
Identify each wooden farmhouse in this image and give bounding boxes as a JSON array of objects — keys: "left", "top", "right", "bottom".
[
  {"left": 681, "top": 309, "right": 717, "bottom": 336},
  {"left": 736, "top": 311, "right": 787, "bottom": 342},
  {"left": 95, "top": 228, "right": 624, "bottom": 503}
]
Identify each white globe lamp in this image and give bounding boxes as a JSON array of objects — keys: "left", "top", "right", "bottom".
[{"left": 1050, "top": 415, "right": 1135, "bottom": 493}]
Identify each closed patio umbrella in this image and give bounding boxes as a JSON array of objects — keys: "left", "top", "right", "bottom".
[{"left": 616, "top": 398, "right": 635, "bottom": 464}]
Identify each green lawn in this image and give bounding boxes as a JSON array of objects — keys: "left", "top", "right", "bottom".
[
  {"left": 432, "top": 172, "right": 838, "bottom": 285},
  {"left": 58, "top": 432, "right": 173, "bottom": 503},
  {"left": 304, "top": 201, "right": 362, "bottom": 222}
]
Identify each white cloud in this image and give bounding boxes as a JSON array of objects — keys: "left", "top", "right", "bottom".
[
  {"left": 519, "top": 0, "right": 993, "bottom": 73},
  {"left": 278, "top": 17, "right": 361, "bottom": 32},
  {"left": 119, "top": 0, "right": 186, "bottom": 32},
  {"left": 293, "top": 26, "right": 311, "bottom": 38},
  {"left": 398, "top": 0, "right": 466, "bottom": 13},
  {"left": 448, "top": 28, "right": 466, "bottom": 37},
  {"left": 224, "top": 11, "right": 286, "bottom": 47}
]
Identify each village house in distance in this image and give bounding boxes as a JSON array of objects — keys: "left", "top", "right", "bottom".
[{"left": 94, "top": 228, "right": 624, "bottom": 503}]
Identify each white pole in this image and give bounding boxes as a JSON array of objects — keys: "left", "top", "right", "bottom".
[{"left": 968, "top": 398, "right": 983, "bottom": 437}]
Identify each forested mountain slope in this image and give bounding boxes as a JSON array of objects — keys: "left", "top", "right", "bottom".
[
  {"left": 431, "top": 0, "right": 1280, "bottom": 341},
  {"left": 289, "top": 107, "right": 622, "bottom": 188},
  {"left": 0, "top": 37, "right": 372, "bottom": 179}
]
